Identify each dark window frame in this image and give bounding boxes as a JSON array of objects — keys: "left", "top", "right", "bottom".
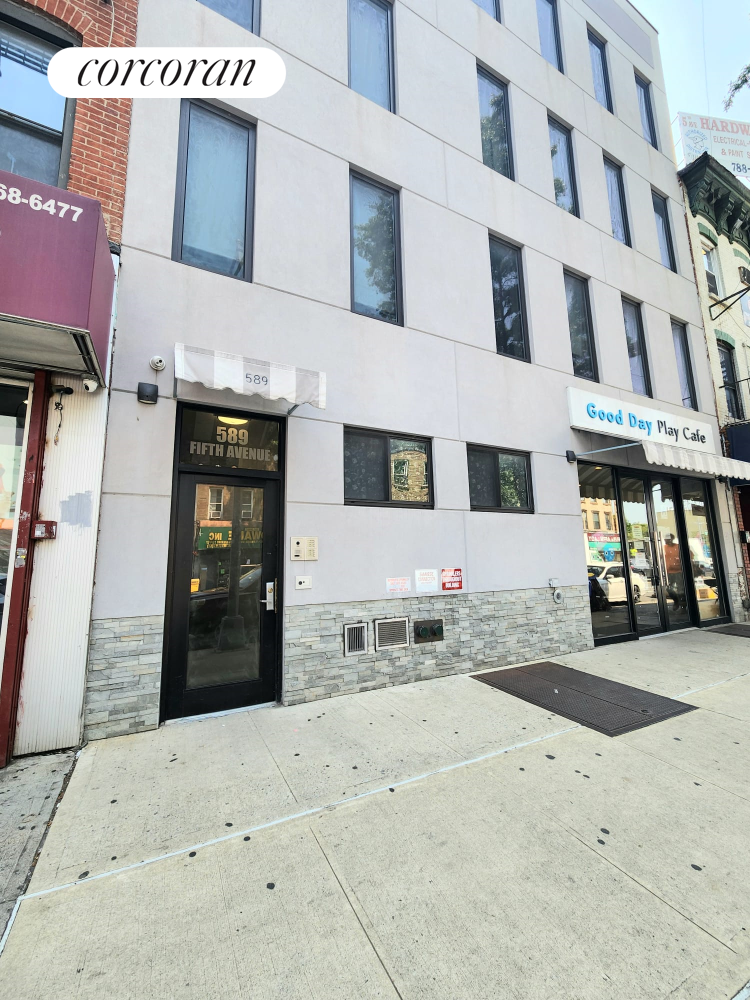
[
  {"left": 467, "top": 443, "right": 534, "bottom": 513},
  {"left": 344, "top": 426, "right": 434, "bottom": 509},
  {"left": 196, "top": 0, "right": 260, "bottom": 33},
  {"left": 603, "top": 156, "right": 630, "bottom": 246},
  {"left": 489, "top": 234, "right": 528, "bottom": 361},
  {"left": 635, "top": 72, "right": 658, "bottom": 148},
  {"left": 622, "top": 296, "right": 652, "bottom": 398},
  {"left": 471, "top": 0, "right": 501, "bottom": 22},
  {"left": 477, "top": 65, "right": 514, "bottom": 180},
  {"left": 347, "top": 0, "right": 395, "bottom": 113},
  {"left": 0, "top": 2, "right": 78, "bottom": 188},
  {"left": 536, "top": 0, "right": 564, "bottom": 73},
  {"left": 717, "top": 340, "right": 743, "bottom": 420},
  {"left": 548, "top": 115, "right": 579, "bottom": 217},
  {"left": 587, "top": 29, "right": 612, "bottom": 112},
  {"left": 671, "top": 319, "right": 697, "bottom": 410},
  {"left": 564, "top": 269, "right": 599, "bottom": 382},
  {"left": 349, "top": 169, "right": 403, "bottom": 326},
  {"left": 652, "top": 189, "right": 676, "bottom": 272},
  {"left": 171, "top": 99, "right": 257, "bottom": 282}
]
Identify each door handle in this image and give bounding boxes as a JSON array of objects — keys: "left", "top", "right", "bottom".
[{"left": 261, "top": 580, "right": 276, "bottom": 612}]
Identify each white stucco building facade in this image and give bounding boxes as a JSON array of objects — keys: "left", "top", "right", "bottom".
[{"left": 85, "top": 0, "right": 746, "bottom": 739}]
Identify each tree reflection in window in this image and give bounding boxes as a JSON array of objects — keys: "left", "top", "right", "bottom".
[{"left": 351, "top": 174, "right": 399, "bottom": 323}]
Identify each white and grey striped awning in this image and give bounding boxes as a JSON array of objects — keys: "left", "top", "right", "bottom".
[
  {"left": 175, "top": 344, "right": 326, "bottom": 409},
  {"left": 643, "top": 440, "right": 750, "bottom": 480}
]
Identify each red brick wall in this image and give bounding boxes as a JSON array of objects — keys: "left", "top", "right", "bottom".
[{"left": 21, "top": 0, "right": 137, "bottom": 243}]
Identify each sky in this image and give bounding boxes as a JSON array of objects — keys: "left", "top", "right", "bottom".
[{"left": 630, "top": 0, "right": 750, "bottom": 126}]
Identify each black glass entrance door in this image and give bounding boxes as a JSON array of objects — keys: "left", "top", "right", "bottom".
[
  {"left": 650, "top": 478, "right": 691, "bottom": 630},
  {"left": 620, "top": 476, "right": 661, "bottom": 635},
  {"left": 164, "top": 474, "right": 280, "bottom": 719}
]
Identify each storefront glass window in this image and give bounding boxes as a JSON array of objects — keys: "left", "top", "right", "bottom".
[
  {"left": 0, "top": 384, "right": 29, "bottom": 645},
  {"left": 651, "top": 478, "right": 691, "bottom": 629},
  {"left": 620, "top": 476, "right": 660, "bottom": 633},
  {"left": 578, "top": 464, "right": 631, "bottom": 639},
  {"left": 681, "top": 478, "right": 725, "bottom": 621}
]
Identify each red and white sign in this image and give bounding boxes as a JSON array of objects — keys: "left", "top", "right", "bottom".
[{"left": 441, "top": 568, "right": 463, "bottom": 591}]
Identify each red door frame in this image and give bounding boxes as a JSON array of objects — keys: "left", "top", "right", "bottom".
[{"left": 0, "top": 371, "right": 49, "bottom": 767}]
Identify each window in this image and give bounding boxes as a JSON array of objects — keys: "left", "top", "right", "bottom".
[
  {"left": 652, "top": 191, "right": 676, "bottom": 271},
  {"left": 348, "top": 0, "right": 394, "bottom": 112},
  {"left": 622, "top": 299, "right": 651, "bottom": 397},
  {"left": 350, "top": 172, "right": 401, "bottom": 324},
  {"left": 197, "top": 0, "right": 259, "bottom": 32},
  {"left": 477, "top": 68, "right": 512, "bottom": 179},
  {"left": 565, "top": 271, "right": 597, "bottom": 381},
  {"left": 344, "top": 429, "right": 432, "bottom": 506},
  {"left": 635, "top": 73, "right": 657, "bottom": 147},
  {"left": 703, "top": 246, "right": 720, "bottom": 296},
  {"left": 603, "top": 157, "right": 630, "bottom": 246},
  {"left": 0, "top": 16, "right": 73, "bottom": 186},
  {"left": 489, "top": 237, "right": 527, "bottom": 360},
  {"left": 592, "top": 511, "right": 601, "bottom": 529},
  {"left": 718, "top": 342, "right": 743, "bottom": 419},
  {"left": 741, "top": 289, "right": 750, "bottom": 327},
  {"left": 467, "top": 446, "right": 533, "bottom": 512},
  {"left": 240, "top": 489, "right": 254, "bottom": 519},
  {"left": 208, "top": 487, "right": 224, "bottom": 519},
  {"left": 582, "top": 510, "right": 588, "bottom": 529},
  {"left": 588, "top": 31, "right": 612, "bottom": 112},
  {"left": 536, "top": 0, "right": 563, "bottom": 72},
  {"left": 471, "top": 0, "right": 500, "bottom": 18},
  {"left": 173, "top": 102, "right": 255, "bottom": 281},
  {"left": 605, "top": 512, "right": 612, "bottom": 530},
  {"left": 672, "top": 321, "right": 697, "bottom": 410},
  {"left": 548, "top": 118, "right": 578, "bottom": 216}
]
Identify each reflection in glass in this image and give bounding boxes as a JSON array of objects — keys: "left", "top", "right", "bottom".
[
  {"left": 490, "top": 238, "right": 526, "bottom": 359},
  {"left": 672, "top": 321, "right": 696, "bottom": 409},
  {"left": 197, "top": 0, "right": 255, "bottom": 31},
  {"left": 349, "top": 0, "right": 392, "bottom": 111},
  {"left": 588, "top": 32, "right": 611, "bottom": 111},
  {"left": 636, "top": 74, "right": 657, "bottom": 147},
  {"left": 182, "top": 105, "right": 251, "bottom": 278},
  {"left": 468, "top": 447, "right": 531, "bottom": 510},
  {"left": 478, "top": 70, "right": 511, "bottom": 178},
  {"left": 622, "top": 299, "right": 651, "bottom": 397},
  {"left": 604, "top": 158, "right": 629, "bottom": 245},
  {"left": 651, "top": 479, "right": 691, "bottom": 628},
  {"left": 344, "top": 431, "right": 387, "bottom": 502},
  {"left": 652, "top": 192, "right": 676, "bottom": 271},
  {"left": 549, "top": 119, "right": 577, "bottom": 215},
  {"left": 351, "top": 174, "right": 399, "bottom": 323},
  {"left": 537, "top": 0, "right": 562, "bottom": 70},
  {"left": 579, "top": 464, "right": 631, "bottom": 639},
  {"left": 389, "top": 439, "right": 429, "bottom": 503},
  {"left": 180, "top": 408, "right": 279, "bottom": 472},
  {"left": 187, "top": 485, "right": 263, "bottom": 689},
  {"left": 472, "top": 0, "right": 499, "bottom": 15},
  {"left": 681, "top": 478, "right": 724, "bottom": 621},
  {"left": 620, "top": 477, "right": 660, "bottom": 633},
  {"left": 565, "top": 272, "right": 597, "bottom": 380},
  {"left": 718, "top": 343, "right": 743, "bottom": 419}
]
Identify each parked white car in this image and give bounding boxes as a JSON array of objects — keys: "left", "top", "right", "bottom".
[{"left": 588, "top": 563, "right": 651, "bottom": 603}]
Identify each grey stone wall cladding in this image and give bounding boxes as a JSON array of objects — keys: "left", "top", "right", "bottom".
[
  {"left": 283, "top": 586, "right": 592, "bottom": 706},
  {"left": 84, "top": 616, "right": 164, "bottom": 741}
]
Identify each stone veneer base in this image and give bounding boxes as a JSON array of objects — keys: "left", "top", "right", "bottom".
[{"left": 282, "top": 585, "right": 592, "bottom": 706}]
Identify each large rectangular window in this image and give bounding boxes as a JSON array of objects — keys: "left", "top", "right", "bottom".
[
  {"left": 197, "top": 0, "right": 259, "bottom": 32},
  {"left": 350, "top": 172, "right": 401, "bottom": 324},
  {"left": 173, "top": 102, "right": 255, "bottom": 281},
  {"left": 0, "top": 18, "right": 71, "bottom": 186},
  {"left": 604, "top": 157, "right": 630, "bottom": 246},
  {"left": 718, "top": 341, "right": 743, "bottom": 419},
  {"left": 588, "top": 31, "right": 612, "bottom": 112},
  {"left": 349, "top": 0, "right": 394, "bottom": 112},
  {"left": 344, "top": 429, "right": 433, "bottom": 506},
  {"left": 536, "top": 0, "right": 563, "bottom": 72},
  {"left": 672, "top": 321, "right": 697, "bottom": 410},
  {"left": 490, "top": 237, "right": 527, "bottom": 360},
  {"left": 565, "top": 272, "right": 597, "bottom": 381},
  {"left": 471, "top": 0, "right": 500, "bottom": 18},
  {"left": 467, "top": 446, "right": 533, "bottom": 512},
  {"left": 548, "top": 118, "right": 578, "bottom": 216},
  {"left": 478, "top": 68, "right": 512, "bottom": 179},
  {"left": 622, "top": 299, "right": 651, "bottom": 397},
  {"left": 652, "top": 191, "right": 676, "bottom": 271},
  {"left": 635, "top": 73, "right": 657, "bottom": 147}
]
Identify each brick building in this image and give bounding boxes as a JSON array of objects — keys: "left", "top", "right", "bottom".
[{"left": 0, "top": 0, "right": 137, "bottom": 763}]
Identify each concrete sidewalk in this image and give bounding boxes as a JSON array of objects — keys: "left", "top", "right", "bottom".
[{"left": 1, "top": 630, "right": 749, "bottom": 998}]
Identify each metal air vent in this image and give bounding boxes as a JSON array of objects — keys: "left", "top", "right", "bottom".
[
  {"left": 374, "top": 616, "right": 410, "bottom": 651},
  {"left": 344, "top": 622, "right": 368, "bottom": 656}
]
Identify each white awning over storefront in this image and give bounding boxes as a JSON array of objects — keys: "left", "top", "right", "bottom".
[
  {"left": 642, "top": 440, "right": 750, "bottom": 480},
  {"left": 175, "top": 344, "right": 326, "bottom": 409}
]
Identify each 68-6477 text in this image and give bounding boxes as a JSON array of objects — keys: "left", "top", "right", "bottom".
[{"left": 0, "top": 183, "right": 83, "bottom": 221}]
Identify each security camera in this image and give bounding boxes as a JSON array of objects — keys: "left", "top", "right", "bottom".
[
  {"left": 82, "top": 378, "right": 99, "bottom": 393},
  {"left": 150, "top": 355, "right": 166, "bottom": 371}
]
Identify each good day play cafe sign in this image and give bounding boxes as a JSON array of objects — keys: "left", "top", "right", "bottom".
[{"left": 567, "top": 388, "right": 717, "bottom": 454}]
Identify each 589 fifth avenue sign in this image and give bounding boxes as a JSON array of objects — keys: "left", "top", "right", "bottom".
[
  {"left": 48, "top": 47, "right": 285, "bottom": 98},
  {"left": 567, "top": 388, "right": 716, "bottom": 454}
]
